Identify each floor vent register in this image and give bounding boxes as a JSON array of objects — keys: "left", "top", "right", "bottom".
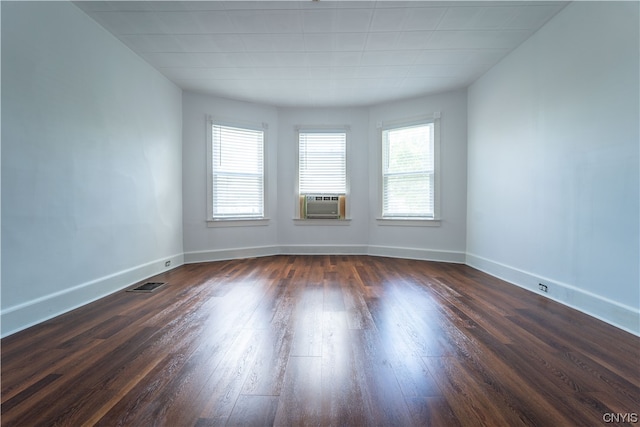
[{"left": 127, "top": 282, "right": 166, "bottom": 293}]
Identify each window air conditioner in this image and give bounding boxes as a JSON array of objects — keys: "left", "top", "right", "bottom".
[{"left": 304, "top": 195, "right": 340, "bottom": 219}]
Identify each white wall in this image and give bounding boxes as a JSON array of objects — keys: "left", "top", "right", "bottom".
[
  {"left": 182, "top": 92, "right": 279, "bottom": 262},
  {"left": 1, "top": 2, "right": 184, "bottom": 336},
  {"left": 182, "top": 93, "right": 469, "bottom": 261},
  {"left": 368, "top": 91, "right": 468, "bottom": 262},
  {"left": 276, "top": 107, "right": 370, "bottom": 253},
  {"left": 467, "top": 1, "right": 639, "bottom": 334}
]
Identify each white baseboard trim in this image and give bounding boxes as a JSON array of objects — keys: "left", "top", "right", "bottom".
[
  {"left": 183, "top": 245, "right": 368, "bottom": 263},
  {"left": 279, "top": 244, "right": 369, "bottom": 255},
  {"left": 466, "top": 253, "right": 640, "bottom": 336},
  {"left": 368, "top": 245, "right": 466, "bottom": 263},
  {"left": 183, "top": 246, "right": 280, "bottom": 263},
  {"left": 183, "top": 245, "right": 464, "bottom": 263},
  {"left": 0, "top": 253, "right": 184, "bottom": 338}
]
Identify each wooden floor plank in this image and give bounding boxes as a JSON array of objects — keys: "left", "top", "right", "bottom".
[
  {"left": 195, "top": 328, "right": 264, "bottom": 422},
  {"left": 226, "top": 394, "right": 279, "bottom": 427},
  {"left": 405, "top": 396, "right": 463, "bottom": 427},
  {"left": 273, "top": 356, "right": 323, "bottom": 425},
  {"left": 289, "top": 286, "right": 324, "bottom": 357},
  {"left": 350, "top": 327, "right": 415, "bottom": 426},
  {"left": 1, "top": 255, "right": 638, "bottom": 426},
  {"left": 320, "top": 310, "right": 370, "bottom": 426}
]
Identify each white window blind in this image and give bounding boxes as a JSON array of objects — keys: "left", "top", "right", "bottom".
[
  {"left": 382, "top": 122, "right": 435, "bottom": 218},
  {"left": 298, "top": 131, "right": 346, "bottom": 194},
  {"left": 211, "top": 124, "right": 264, "bottom": 219}
]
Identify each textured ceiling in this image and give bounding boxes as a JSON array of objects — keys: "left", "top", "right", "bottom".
[{"left": 75, "top": 1, "right": 567, "bottom": 107}]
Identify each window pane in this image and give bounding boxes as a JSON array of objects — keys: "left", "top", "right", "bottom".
[
  {"left": 383, "top": 174, "right": 434, "bottom": 217},
  {"left": 382, "top": 122, "right": 434, "bottom": 218},
  {"left": 384, "top": 124, "right": 432, "bottom": 173},
  {"left": 212, "top": 175, "right": 263, "bottom": 217},
  {"left": 212, "top": 124, "right": 264, "bottom": 218},
  {"left": 299, "top": 132, "right": 346, "bottom": 194}
]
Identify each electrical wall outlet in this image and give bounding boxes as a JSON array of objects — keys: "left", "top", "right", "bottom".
[{"left": 538, "top": 283, "right": 548, "bottom": 292}]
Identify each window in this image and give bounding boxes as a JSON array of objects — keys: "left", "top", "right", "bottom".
[
  {"left": 208, "top": 122, "right": 264, "bottom": 220},
  {"left": 381, "top": 115, "right": 439, "bottom": 220},
  {"left": 298, "top": 131, "right": 346, "bottom": 194},
  {"left": 297, "top": 129, "right": 347, "bottom": 220}
]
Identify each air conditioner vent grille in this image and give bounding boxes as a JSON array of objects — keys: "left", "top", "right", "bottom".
[{"left": 304, "top": 194, "right": 341, "bottom": 219}]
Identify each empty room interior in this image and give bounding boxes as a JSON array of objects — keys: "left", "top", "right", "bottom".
[{"left": 1, "top": 0, "right": 639, "bottom": 426}]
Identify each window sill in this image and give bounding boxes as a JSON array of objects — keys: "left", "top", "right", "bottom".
[
  {"left": 376, "top": 218, "right": 441, "bottom": 227},
  {"left": 207, "top": 218, "right": 270, "bottom": 228},
  {"left": 293, "top": 218, "right": 351, "bottom": 226}
]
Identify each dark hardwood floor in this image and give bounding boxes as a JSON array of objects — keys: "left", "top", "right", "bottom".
[{"left": 1, "top": 255, "right": 638, "bottom": 426}]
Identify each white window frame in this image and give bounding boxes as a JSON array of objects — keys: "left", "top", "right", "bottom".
[
  {"left": 377, "top": 113, "right": 441, "bottom": 226},
  {"left": 206, "top": 116, "right": 269, "bottom": 227},
  {"left": 294, "top": 125, "right": 350, "bottom": 222}
]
